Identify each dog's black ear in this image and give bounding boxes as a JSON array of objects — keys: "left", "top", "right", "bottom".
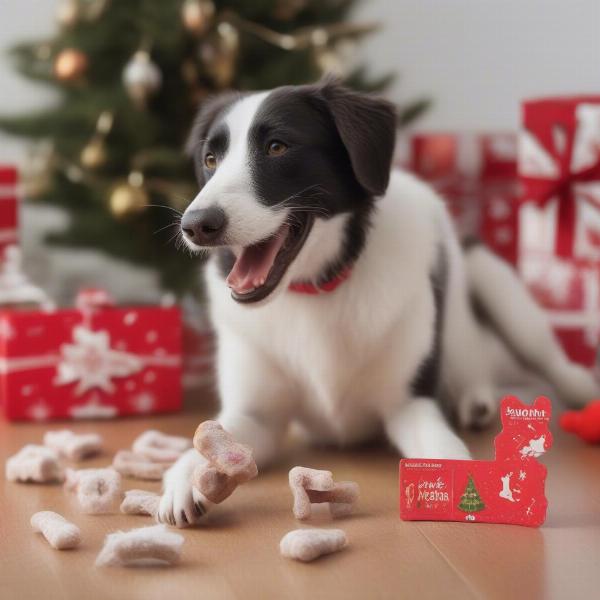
[
  {"left": 185, "top": 92, "right": 239, "bottom": 185},
  {"left": 319, "top": 80, "right": 397, "bottom": 196}
]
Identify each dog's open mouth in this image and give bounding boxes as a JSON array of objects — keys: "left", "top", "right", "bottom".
[{"left": 225, "top": 214, "right": 314, "bottom": 304}]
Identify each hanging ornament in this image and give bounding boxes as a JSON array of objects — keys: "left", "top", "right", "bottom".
[
  {"left": 201, "top": 22, "right": 239, "bottom": 88},
  {"left": 56, "top": 0, "right": 80, "bottom": 27},
  {"left": 122, "top": 50, "right": 162, "bottom": 108},
  {"left": 182, "top": 0, "right": 215, "bottom": 35},
  {"left": 80, "top": 111, "right": 113, "bottom": 170},
  {"left": 54, "top": 48, "right": 88, "bottom": 81},
  {"left": 109, "top": 171, "right": 148, "bottom": 219}
]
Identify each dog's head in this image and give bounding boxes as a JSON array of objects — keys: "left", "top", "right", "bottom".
[{"left": 182, "top": 79, "right": 396, "bottom": 304}]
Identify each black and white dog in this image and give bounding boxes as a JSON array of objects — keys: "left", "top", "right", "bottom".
[{"left": 159, "top": 80, "right": 598, "bottom": 527}]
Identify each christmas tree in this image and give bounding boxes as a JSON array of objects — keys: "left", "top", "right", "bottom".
[
  {"left": 457, "top": 475, "right": 485, "bottom": 513},
  {"left": 0, "top": 0, "right": 428, "bottom": 295}
]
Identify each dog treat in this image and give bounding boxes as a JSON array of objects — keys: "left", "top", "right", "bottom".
[
  {"left": 132, "top": 430, "right": 192, "bottom": 463},
  {"left": 289, "top": 466, "right": 359, "bottom": 520},
  {"left": 112, "top": 450, "right": 169, "bottom": 481},
  {"left": 120, "top": 489, "right": 160, "bottom": 517},
  {"left": 65, "top": 467, "right": 121, "bottom": 514},
  {"left": 191, "top": 421, "right": 258, "bottom": 506},
  {"left": 5, "top": 445, "right": 64, "bottom": 483},
  {"left": 31, "top": 511, "right": 81, "bottom": 550},
  {"left": 95, "top": 524, "right": 184, "bottom": 567},
  {"left": 280, "top": 529, "right": 348, "bottom": 562},
  {"left": 44, "top": 430, "right": 103, "bottom": 461}
]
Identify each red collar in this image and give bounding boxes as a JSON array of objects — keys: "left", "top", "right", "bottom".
[{"left": 288, "top": 266, "right": 353, "bottom": 295}]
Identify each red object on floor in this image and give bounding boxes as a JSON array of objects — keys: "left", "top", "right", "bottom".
[
  {"left": 0, "top": 166, "right": 18, "bottom": 259},
  {"left": 399, "top": 396, "right": 553, "bottom": 527},
  {"left": 0, "top": 288, "right": 182, "bottom": 421},
  {"left": 560, "top": 400, "right": 600, "bottom": 443}
]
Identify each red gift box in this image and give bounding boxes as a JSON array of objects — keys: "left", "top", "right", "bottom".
[
  {"left": 405, "top": 133, "right": 519, "bottom": 264},
  {"left": 0, "top": 166, "right": 19, "bottom": 260},
  {"left": 0, "top": 289, "right": 182, "bottom": 421},
  {"left": 518, "top": 96, "right": 600, "bottom": 366}
]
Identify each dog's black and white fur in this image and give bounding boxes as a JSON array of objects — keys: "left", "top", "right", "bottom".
[{"left": 158, "top": 80, "right": 599, "bottom": 527}]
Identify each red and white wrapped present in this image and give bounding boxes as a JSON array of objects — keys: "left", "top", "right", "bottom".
[
  {"left": 404, "top": 133, "right": 519, "bottom": 264},
  {"left": 0, "top": 166, "right": 18, "bottom": 260},
  {"left": 518, "top": 96, "right": 600, "bottom": 366},
  {"left": 0, "top": 288, "right": 182, "bottom": 421}
]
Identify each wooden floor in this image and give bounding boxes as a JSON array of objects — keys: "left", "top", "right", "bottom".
[{"left": 1, "top": 392, "right": 599, "bottom": 600}]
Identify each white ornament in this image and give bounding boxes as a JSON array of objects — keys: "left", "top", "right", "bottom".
[{"left": 122, "top": 51, "right": 162, "bottom": 105}]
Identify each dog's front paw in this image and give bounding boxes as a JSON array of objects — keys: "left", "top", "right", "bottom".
[
  {"left": 157, "top": 480, "right": 207, "bottom": 528},
  {"left": 457, "top": 387, "right": 498, "bottom": 430}
]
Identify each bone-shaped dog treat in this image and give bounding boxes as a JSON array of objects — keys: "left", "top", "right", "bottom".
[
  {"left": 65, "top": 468, "right": 121, "bottom": 514},
  {"left": 191, "top": 421, "right": 258, "bottom": 505},
  {"left": 44, "top": 430, "right": 103, "bottom": 461},
  {"left": 289, "top": 466, "right": 359, "bottom": 520},
  {"left": 31, "top": 511, "right": 81, "bottom": 550},
  {"left": 112, "top": 451, "right": 169, "bottom": 481},
  {"left": 95, "top": 524, "right": 184, "bottom": 567},
  {"left": 5, "top": 445, "right": 64, "bottom": 483},
  {"left": 280, "top": 528, "right": 348, "bottom": 562},
  {"left": 120, "top": 489, "right": 160, "bottom": 517},
  {"left": 132, "top": 430, "right": 191, "bottom": 463}
]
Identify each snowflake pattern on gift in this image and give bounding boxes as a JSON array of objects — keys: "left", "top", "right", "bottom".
[
  {"left": 27, "top": 400, "right": 52, "bottom": 421},
  {"left": 54, "top": 325, "right": 142, "bottom": 395},
  {"left": 131, "top": 392, "right": 156, "bottom": 413},
  {"left": 70, "top": 394, "right": 118, "bottom": 419}
]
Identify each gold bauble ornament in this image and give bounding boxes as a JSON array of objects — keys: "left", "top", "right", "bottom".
[
  {"left": 109, "top": 172, "right": 148, "bottom": 219},
  {"left": 80, "top": 137, "right": 106, "bottom": 169},
  {"left": 201, "top": 22, "right": 239, "bottom": 88},
  {"left": 122, "top": 50, "right": 162, "bottom": 108},
  {"left": 57, "top": 0, "right": 79, "bottom": 27},
  {"left": 182, "top": 0, "right": 215, "bottom": 35},
  {"left": 54, "top": 48, "right": 88, "bottom": 81}
]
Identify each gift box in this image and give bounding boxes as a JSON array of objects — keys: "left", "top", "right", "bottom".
[
  {"left": 404, "top": 133, "right": 519, "bottom": 264},
  {"left": 0, "top": 166, "right": 18, "bottom": 260},
  {"left": 0, "top": 289, "right": 182, "bottom": 421},
  {"left": 518, "top": 96, "right": 600, "bottom": 366}
]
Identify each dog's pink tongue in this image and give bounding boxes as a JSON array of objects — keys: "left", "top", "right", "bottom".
[{"left": 227, "top": 226, "right": 288, "bottom": 294}]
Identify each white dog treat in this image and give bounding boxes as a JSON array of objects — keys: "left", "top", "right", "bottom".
[
  {"left": 289, "top": 466, "right": 359, "bottom": 520},
  {"left": 280, "top": 529, "right": 348, "bottom": 562},
  {"left": 31, "top": 511, "right": 81, "bottom": 550},
  {"left": 132, "top": 430, "right": 191, "bottom": 463},
  {"left": 65, "top": 467, "right": 121, "bottom": 514},
  {"left": 5, "top": 445, "right": 64, "bottom": 483},
  {"left": 44, "top": 430, "right": 103, "bottom": 461},
  {"left": 95, "top": 524, "right": 184, "bottom": 567},
  {"left": 112, "top": 450, "right": 168, "bottom": 481},
  {"left": 120, "top": 489, "right": 160, "bottom": 517}
]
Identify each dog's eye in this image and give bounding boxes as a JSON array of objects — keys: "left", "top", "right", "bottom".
[
  {"left": 204, "top": 152, "right": 217, "bottom": 169},
  {"left": 267, "top": 141, "right": 288, "bottom": 156}
]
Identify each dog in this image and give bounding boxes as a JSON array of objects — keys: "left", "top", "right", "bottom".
[{"left": 158, "top": 80, "right": 599, "bottom": 527}]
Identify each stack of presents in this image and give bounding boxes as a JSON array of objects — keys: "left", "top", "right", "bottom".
[{"left": 1, "top": 95, "right": 599, "bottom": 422}]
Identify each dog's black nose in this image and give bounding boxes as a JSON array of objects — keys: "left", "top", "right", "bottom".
[{"left": 181, "top": 206, "right": 226, "bottom": 245}]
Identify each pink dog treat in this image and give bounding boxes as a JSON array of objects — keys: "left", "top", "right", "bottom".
[
  {"left": 280, "top": 529, "right": 348, "bottom": 562},
  {"left": 132, "top": 430, "right": 191, "bottom": 463},
  {"left": 44, "top": 430, "right": 103, "bottom": 461},
  {"left": 5, "top": 445, "right": 64, "bottom": 483},
  {"left": 120, "top": 490, "right": 160, "bottom": 517},
  {"left": 95, "top": 524, "right": 184, "bottom": 567},
  {"left": 112, "top": 451, "right": 168, "bottom": 481},
  {"left": 289, "top": 466, "right": 359, "bottom": 520},
  {"left": 31, "top": 511, "right": 81, "bottom": 550},
  {"left": 65, "top": 467, "right": 121, "bottom": 514}
]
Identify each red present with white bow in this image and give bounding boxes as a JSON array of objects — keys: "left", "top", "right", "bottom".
[
  {"left": 404, "top": 133, "right": 519, "bottom": 264},
  {"left": 518, "top": 96, "right": 600, "bottom": 366},
  {"left": 0, "top": 166, "right": 18, "bottom": 260},
  {"left": 0, "top": 288, "right": 182, "bottom": 421}
]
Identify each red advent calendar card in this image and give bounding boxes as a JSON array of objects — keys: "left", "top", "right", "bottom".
[{"left": 399, "top": 396, "right": 553, "bottom": 527}]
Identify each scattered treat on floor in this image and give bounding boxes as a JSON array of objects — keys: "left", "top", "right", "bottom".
[
  {"left": 112, "top": 450, "right": 169, "bottom": 481},
  {"left": 280, "top": 528, "right": 348, "bottom": 562},
  {"left": 120, "top": 489, "right": 160, "bottom": 517},
  {"left": 30, "top": 511, "right": 81, "bottom": 550},
  {"left": 65, "top": 467, "right": 122, "bottom": 514},
  {"left": 191, "top": 421, "right": 258, "bottom": 507},
  {"left": 5, "top": 445, "right": 64, "bottom": 483},
  {"left": 289, "top": 466, "right": 359, "bottom": 520},
  {"left": 132, "top": 430, "right": 192, "bottom": 463},
  {"left": 95, "top": 524, "right": 184, "bottom": 567},
  {"left": 44, "top": 430, "right": 103, "bottom": 461}
]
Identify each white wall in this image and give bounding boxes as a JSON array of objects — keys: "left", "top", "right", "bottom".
[{"left": 1, "top": 0, "right": 599, "bottom": 164}]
